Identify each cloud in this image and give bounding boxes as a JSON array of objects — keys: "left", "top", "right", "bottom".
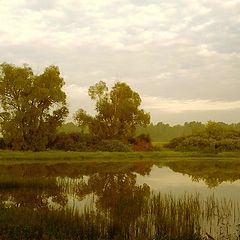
[
  {"left": 0, "top": 0, "right": 178, "bottom": 50},
  {"left": 191, "top": 20, "right": 214, "bottom": 31},
  {"left": 197, "top": 44, "right": 240, "bottom": 60},
  {"left": 219, "top": 0, "right": 240, "bottom": 8},
  {"left": 197, "top": 44, "right": 217, "bottom": 57},
  {"left": 63, "top": 84, "right": 95, "bottom": 120},
  {"left": 142, "top": 96, "right": 240, "bottom": 113}
]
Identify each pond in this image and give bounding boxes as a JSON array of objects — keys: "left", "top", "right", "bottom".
[{"left": 0, "top": 160, "right": 240, "bottom": 240}]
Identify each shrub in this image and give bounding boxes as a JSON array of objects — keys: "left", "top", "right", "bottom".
[
  {"left": 165, "top": 132, "right": 240, "bottom": 152},
  {"left": 129, "top": 134, "right": 153, "bottom": 151},
  {"left": 165, "top": 136, "right": 186, "bottom": 149},
  {"left": 97, "top": 140, "right": 132, "bottom": 152},
  {"left": 215, "top": 139, "right": 240, "bottom": 152},
  {"left": 179, "top": 136, "right": 211, "bottom": 151},
  {"left": 50, "top": 133, "right": 99, "bottom": 151},
  {"left": 51, "top": 134, "right": 132, "bottom": 152}
]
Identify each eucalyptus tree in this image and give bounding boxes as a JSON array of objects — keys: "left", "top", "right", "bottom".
[
  {"left": 0, "top": 63, "right": 68, "bottom": 151},
  {"left": 74, "top": 81, "right": 150, "bottom": 140}
]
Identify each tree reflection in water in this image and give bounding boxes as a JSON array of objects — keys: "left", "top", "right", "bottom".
[
  {"left": 163, "top": 160, "right": 240, "bottom": 188},
  {"left": 73, "top": 171, "right": 150, "bottom": 239}
]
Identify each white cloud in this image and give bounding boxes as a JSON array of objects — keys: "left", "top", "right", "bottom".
[
  {"left": 63, "top": 84, "right": 94, "bottom": 117},
  {"left": 219, "top": 0, "right": 240, "bottom": 8},
  {"left": 197, "top": 44, "right": 240, "bottom": 60},
  {"left": 155, "top": 72, "right": 172, "bottom": 80},
  {"left": 191, "top": 20, "right": 214, "bottom": 32},
  {"left": 197, "top": 44, "right": 217, "bottom": 57},
  {"left": 142, "top": 96, "right": 240, "bottom": 113},
  {"left": 0, "top": 0, "right": 178, "bottom": 50},
  {"left": 64, "top": 84, "right": 88, "bottom": 98}
]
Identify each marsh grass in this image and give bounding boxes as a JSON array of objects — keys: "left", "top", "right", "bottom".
[
  {"left": 0, "top": 193, "right": 239, "bottom": 240},
  {"left": 0, "top": 207, "right": 108, "bottom": 240}
]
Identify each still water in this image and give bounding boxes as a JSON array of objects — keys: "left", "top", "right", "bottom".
[
  {"left": 0, "top": 160, "right": 240, "bottom": 239},
  {"left": 137, "top": 165, "right": 240, "bottom": 200}
]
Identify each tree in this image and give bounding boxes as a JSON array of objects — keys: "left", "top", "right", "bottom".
[
  {"left": 74, "top": 81, "right": 150, "bottom": 140},
  {"left": 0, "top": 63, "right": 68, "bottom": 151}
]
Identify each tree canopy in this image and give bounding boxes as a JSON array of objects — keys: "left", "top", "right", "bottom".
[
  {"left": 74, "top": 81, "right": 150, "bottom": 140},
  {"left": 0, "top": 63, "right": 68, "bottom": 151}
]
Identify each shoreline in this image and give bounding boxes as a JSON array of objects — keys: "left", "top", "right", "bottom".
[{"left": 0, "top": 150, "right": 240, "bottom": 164}]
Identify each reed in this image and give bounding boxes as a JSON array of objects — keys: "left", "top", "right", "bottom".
[{"left": 0, "top": 193, "right": 239, "bottom": 240}]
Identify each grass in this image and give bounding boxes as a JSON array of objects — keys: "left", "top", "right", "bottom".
[
  {"left": 152, "top": 141, "right": 169, "bottom": 147},
  {"left": 0, "top": 150, "right": 240, "bottom": 164},
  {"left": 0, "top": 193, "right": 239, "bottom": 240}
]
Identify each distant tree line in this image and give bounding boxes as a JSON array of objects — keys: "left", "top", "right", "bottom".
[{"left": 137, "top": 121, "right": 240, "bottom": 142}]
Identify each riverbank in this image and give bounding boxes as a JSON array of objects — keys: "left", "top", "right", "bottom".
[{"left": 0, "top": 150, "right": 240, "bottom": 164}]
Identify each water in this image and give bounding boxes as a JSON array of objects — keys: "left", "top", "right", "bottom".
[
  {"left": 0, "top": 160, "right": 240, "bottom": 239},
  {"left": 137, "top": 166, "right": 240, "bottom": 200}
]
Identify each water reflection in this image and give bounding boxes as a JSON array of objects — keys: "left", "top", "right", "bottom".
[
  {"left": 0, "top": 161, "right": 240, "bottom": 239},
  {"left": 137, "top": 166, "right": 240, "bottom": 200},
  {"left": 164, "top": 160, "right": 240, "bottom": 188}
]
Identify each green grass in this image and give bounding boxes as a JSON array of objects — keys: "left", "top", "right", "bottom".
[
  {"left": 0, "top": 150, "right": 240, "bottom": 164},
  {"left": 152, "top": 141, "right": 169, "bottom": 146}
]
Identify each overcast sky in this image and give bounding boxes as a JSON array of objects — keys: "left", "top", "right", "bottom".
[{"left": 0, "top": 0, "right": 240, "bottom": 124}]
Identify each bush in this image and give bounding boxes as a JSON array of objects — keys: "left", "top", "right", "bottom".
[
  {"left": 179, "top": 136, "right": 211, "bottom": 151},
  {"left": 166, "top": 132, "right": 240, "bottom": 152},
  {"left": 215, "top": 139, "right": 240, "bottom": 152},
  {"left": 97, "top": 140, "right": 132, "bottom": 152},
  {"left": 51, "top": 133, "right": 155, "bottom": 152},
  {"left": 51, "top": 133, "right": 132, "bottom": 152},
  {"left": 50, "top": 133, "right": 99, "bottom": 151},
  {"left": 129, "top": 134, "right": 153, "bottom": 151},
  {"left": 164, "top": 136, "right": 186, "bottom": 149}
]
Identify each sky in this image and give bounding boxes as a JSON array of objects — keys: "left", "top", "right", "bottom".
[{"left": 0, "top": 0, "right": 240, "bottom": 125}]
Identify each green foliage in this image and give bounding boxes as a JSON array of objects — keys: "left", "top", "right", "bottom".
[
  {"left": 215, "top": 139, "right": 240, "bottom": 152},
  {"left": 51, "top": 133, "right": 132, "bottom": 152},
  {"left": 58, "top": 122, "right": 83, "bottom": 134},
  {"left": 74, "top": 81, "right": 150, "bottom": 141},
  {"left": 51, "top": 132, "right": 97, "bottom": 151},
  {"left": 0, "top": 63, "right": 68, "bottom": 151},
  {"left": 97, "top": 140, "right": 132, "bottom": 152},
  {"left": 166, "top": 121, "right": 240, "bottom": 152},
  {"left": 137, "top": 121, "right": 206, "bottom": 142},
  {"left": 137, "top": 121, "right": 240, "bottom": 142}
]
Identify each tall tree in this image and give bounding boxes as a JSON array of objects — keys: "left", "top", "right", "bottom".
[
  {"left": 0, "top": 63, "right": 68, "bottom": 151},
  {"left": 74, "top": 81, "right": 150, "bottom": 140}
]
